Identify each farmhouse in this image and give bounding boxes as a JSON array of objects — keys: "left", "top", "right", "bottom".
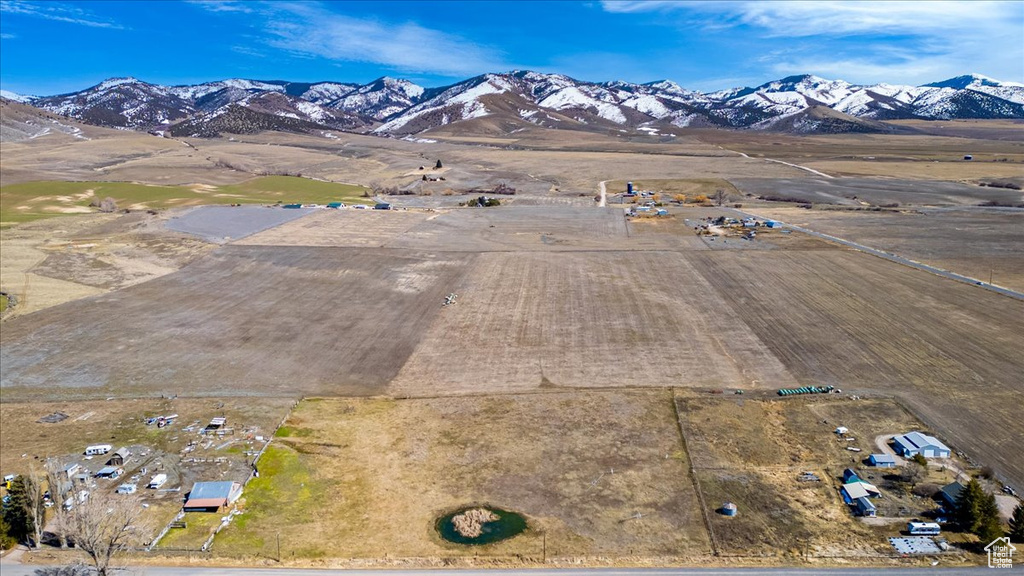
[
  {"left": 869, "top": 453, "right": 897, "bottom": 467},
  {"left": 892, "top": 432, "right": 951, "bottom": 458},
  {"left": 106, "top": 447, "right": 130, "bottom": 466},
  {"left": 939, "top": 481, "right": 965, "bottom": 507},
  {"left": 183, "top": 481, "right": 243, "bottom": 512}
]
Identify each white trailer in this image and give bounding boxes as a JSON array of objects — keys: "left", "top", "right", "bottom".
[{"left": 147, "top": 473, "right": 168, "bottom": 489}]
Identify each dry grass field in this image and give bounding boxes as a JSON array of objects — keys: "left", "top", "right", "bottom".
[
  {"left": 0, "top": 211, "right": 212, "bottom": 316},
  {"left": 748, "top": 206, "right": 1024, "bottom": 291},
  {"left": 0, "top": 245, "right": 473, "bottom": 400},
  {"left": 210, "top": 391, "right": 710, "bottom": 562},
  {"left": 389, "top": 250, "right": 797, "bottom": 396},
  {"left": 729, "top": 177, "right": 1022, "bottom": 207}
]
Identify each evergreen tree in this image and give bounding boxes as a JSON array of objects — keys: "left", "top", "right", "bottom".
[
  {"left": 976, "top": 492, "right": 1004, "bottom": 543},
  {"left": 955, "top": 478, "right": 985, "bottom": 532},
  {"left": 0, "top": 515, "right": 16, "bottom": 550},
  {"left": 435, "top": 159, "right": 443, "bottom": 169},
  {"left": 1009, "top": 503, "right": 1024, "bottom": 543},
  {"left": 0, "top": 476, "right": 32, "bottom": 543}
]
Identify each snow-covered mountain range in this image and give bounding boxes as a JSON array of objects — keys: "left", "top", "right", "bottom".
[{"left": 3, "top": 72, "right": 1022, "bottom": 137}]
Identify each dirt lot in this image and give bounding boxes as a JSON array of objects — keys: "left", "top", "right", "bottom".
[
  {"left": 209, "top": 391, "right": 710, "bottom": 561},
  {"left": 744, "top": 206, "right": 1024, "bottom": 292},
  {"left": 0, "top": 246, "right": 473, "bottom": 400}
]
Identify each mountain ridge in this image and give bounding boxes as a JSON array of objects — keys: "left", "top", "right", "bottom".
[{"left": 5, "top": 71, "right": 1023, "bottom": 137}]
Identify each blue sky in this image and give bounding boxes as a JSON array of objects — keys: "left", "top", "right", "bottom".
[{"left": 1, "top": 0, "right": 1022, "bottom": 96}]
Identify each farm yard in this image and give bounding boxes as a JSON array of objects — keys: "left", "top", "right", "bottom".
[
  {"left": 0, "top": 397, "right": 294, "bottom": 550},
  {"left": 676, "top": 396, "right": 968, "bottom": 558}
]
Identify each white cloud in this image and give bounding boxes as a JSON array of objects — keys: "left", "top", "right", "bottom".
[
  {"left": 200, "top": 1, "right": 507, "bottom": 77},
  {"left": 0, "top": 0, "right": 123, "bottom": 29},
  {"left": 601, "top": 1, "right": 1024, "bottom": 84},
  {"left": 0, "top": 32, "right": 15, "bottom": 39},
  {"left": 187, "top": 0, "right": 253, "bottom": 14}
]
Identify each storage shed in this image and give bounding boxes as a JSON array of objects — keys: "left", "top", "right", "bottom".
[
  {"left": 855, "top": 496, "right": 877, "bottom": 517},
  {"left": 869, "top": 454, "right": 897, "bottom": 467},
  {"left": 106, "top": 448, "right": 130, "bottom": 466},
  {"left": 720, "top": 502, "right": 737, "bottom": 516},
  {"left": 183, "top": 481, "right": 243, "bottom": 512}
]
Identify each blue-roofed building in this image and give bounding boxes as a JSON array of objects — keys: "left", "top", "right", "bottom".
[
  {"left": 869, "top": 454, "right": 897, "bottom": 467},
  {"left": 855, "top": 496, "right": 877, "bottom": 517},
  {"left": 183, "top": 481, "right": 243, "bottom": 512},
  {"left": 843, "top": 468, "right": 860, "bottom": 483},
  {"left": 893, "top": 432, "right": 951, "bottom": 459}
]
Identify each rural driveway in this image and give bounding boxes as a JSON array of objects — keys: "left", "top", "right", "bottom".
[
  {"left": 873, "top": 434, "right": 907, "bottom": 466},
  {"left": 598, "top": 180, "right": 608, "bottom": 207}
]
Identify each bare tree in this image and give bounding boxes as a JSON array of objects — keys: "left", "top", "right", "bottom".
[
  {"left": 64, "top": 491, "right": 151, "bottom": 576},
  {"left": 23, "top": 466, "right": 46, "bottom": 549},
  {"left": 45, "top": 459, "right": 73, "bottom": 548},
  {"left": 713, "top": 189, "right": 728, "bottom": 206}
]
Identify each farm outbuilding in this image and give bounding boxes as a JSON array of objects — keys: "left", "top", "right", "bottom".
[
  {"left": 720, "top": 502, "right": 738, "bottom": 516},
  {"left": 95, "top": 466, "right": 123, "bottom": 479},
  {"left": 842, "top": 480, "right": 881, "bottom": 503},
  {"left": 183, "top": 481, "right": 243, "bottom": 512},
  {"left": 106, "top": 447, "right": 130, "bottom": 466},
  {"left": 869, "top": 453, "right": 897, "bottom": 467},
  {"left": 855, "top": 496, "right": 877, "bottom": 517},
  {"left": 892, "top": 432, "right": 950, "bottom": 458}
]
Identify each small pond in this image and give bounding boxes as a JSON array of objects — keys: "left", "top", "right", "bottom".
[{"left": 436, "top": 506, "right": 527, "bottom": 545}]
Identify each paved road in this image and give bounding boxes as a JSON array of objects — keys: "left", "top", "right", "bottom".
[
  {"left": 736, "top": 209, "right": 1024, "bottom": 301},
  {"left": 0, "top": 566, "right": 1012, "bottom": 576}
]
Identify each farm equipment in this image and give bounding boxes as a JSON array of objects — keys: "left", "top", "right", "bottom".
[{"left": 777, "top": 385, "right": 835, "bottom": 396}]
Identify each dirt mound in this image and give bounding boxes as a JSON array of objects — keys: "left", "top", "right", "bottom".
[{"left": 450, "top": 508, "right": 498, "bottom": 538}]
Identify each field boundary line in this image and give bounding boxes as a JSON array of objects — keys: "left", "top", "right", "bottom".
[
  {"left": 670, "top": 389, "right": 719, "bottom": 557},
  {"left": 734, "top": 208, "right": 1024, "bottom": 301}
]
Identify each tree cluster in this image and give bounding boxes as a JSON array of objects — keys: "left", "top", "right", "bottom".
[{"left": 955, "top": 478, "right": 1004, "bottom": 543}]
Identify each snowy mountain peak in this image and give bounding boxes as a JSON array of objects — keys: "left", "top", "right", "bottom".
[
  {"left": 94, "top": 77, "right": 143, "bottom": 90},
  {"left": 643, "top": 80, "right": 686, "bottom": 94},
  {"left": 0, "top": 89, "right": 32, "bottom": 102},
  {"left": 925, "top": 73, "right": 1024, "bottom": 89}
]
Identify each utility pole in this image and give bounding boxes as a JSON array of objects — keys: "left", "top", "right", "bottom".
[
  {"left": 542, "top": 532, "right": 547, "bottom": 563},
  {"left": 277, "top": 532, "right": 281, "bottom": 562}
]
